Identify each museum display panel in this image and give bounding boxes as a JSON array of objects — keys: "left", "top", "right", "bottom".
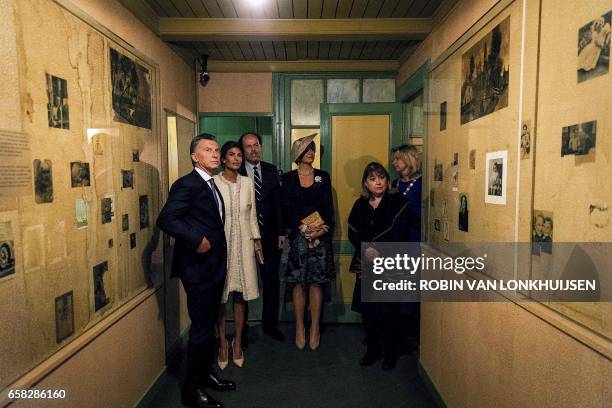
[
  {"left": 0, "top": 0, "right": 162, "bottom": 390},
  {"left": 426, "top": 0, "right": 610, "bottom": 340}
]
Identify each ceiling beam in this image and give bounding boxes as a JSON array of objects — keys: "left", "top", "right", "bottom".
[
  {"left": 117, "top": 0, "right": 159, "bottom": 35},
  {"left": 158, "top": 18, "right": 432, "bottom": 42},
  {"left": 207, "top": 60, "right": 399, "bottom": 73}
]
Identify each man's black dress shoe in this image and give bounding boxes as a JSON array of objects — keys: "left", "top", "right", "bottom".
[
  {"left": 263, "top": 327, "right": 286, "bottom": 341},
  {"left": 359, "top": 349, "right": 382, "bottom": 366},
  {"left": 181, "top": 386, "right": 223, "bottom": 408},
  {"left": 382, "top": 353, "right": 398, "bottom": 370},
  {"left": 203, "top": 373, "right": 236, "bottom": 392}
]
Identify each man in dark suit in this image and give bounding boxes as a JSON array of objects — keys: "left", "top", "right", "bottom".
[
  {"left": 238, "top": 132, "right": 286, "bottom": 342},
  {"left": 157, "top": 134, "right": 235, "bottom": 408}
]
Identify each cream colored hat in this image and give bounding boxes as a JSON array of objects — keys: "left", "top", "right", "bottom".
[{"left": 291, "top": 133, "right": 317, "bottom": 163}]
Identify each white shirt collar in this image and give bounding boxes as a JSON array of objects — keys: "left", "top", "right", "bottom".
[{"left": 194, "top": 166, "right": 213, "bottom": 182}]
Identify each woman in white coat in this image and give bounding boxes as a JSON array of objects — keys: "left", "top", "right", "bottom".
[{"left": 214, "top": 141, "right": 261, "bottom": 369}]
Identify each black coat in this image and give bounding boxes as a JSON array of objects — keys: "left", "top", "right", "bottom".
[
  {"left": 239, "top": 161, "right": 284, "bottom": 242},
  {"left": 279, "top": 169, "right": 334, "bottom": 235},
  {"left": 156, "top": 169, "right": 227, "bottom": 286}
]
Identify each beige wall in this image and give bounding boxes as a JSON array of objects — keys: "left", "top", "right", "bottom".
[
  {"left": 4, "top": 0, "right": 195, "bottom": 405},
  {"left": 198, "top": 72, "right": 272, "bottom": 113},
  {"left": 401, "top": 0, "right": 611, "bottom": 406}
]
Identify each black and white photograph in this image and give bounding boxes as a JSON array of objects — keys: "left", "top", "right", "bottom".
[
  {"left": 561, "top": 120, "right": 597, "bottom": 156},
  {"left": 122, "top": 214, "right": 129, "bottom": 231},
  {"left": 458, "top": 193, "right": 469, "bottom": 232},
  {"left": 108, "top": 239, "right": 113, "bottom": 248},
  {"left": 520, "top": 121, "right": 531, "bottom": 159},
  {"left": 577, "top": 11, "right": 611, "bottom": 83},
  {"left": 434, "top": 218, "right": 441, "bottom": 232},
  {"left": 55, "top": 290, "right": 74, "bottom": 343},
  {"left": 442, "top": 198, "right": 448, "bottom": 216},
  {"left": 485, "top": 150, "right": 507, "bottom": 204},
  {"left": 440, "top": 101, "right": 447, "bottom": 131},
  {"left": 451, "top": 153, "right": 459, "bottom": 191},
  {"left": 46, "top": 74, "right": 69, "bottom": 129},
  {"left": 75, "top": 198, "right": 88, "bottom": 229},
  {"left": 0, "top": 221, "right": 16, "bottom": 279},
  {"left": 532, "top": 210, "right": 554, "bottom": 255},
  {"left": 469, "top": 149, "right": 476, "bottom": 170},
  {"left": 443, "top": 220, "right": 450, "bottom": 242},
  {"left": 430, "top": 189, "right": 435, "bottom": 207},
  {"left": 130, "top": 232, "right": 136, "bottom": 249},
  {"left": 122, "top": 169, "right": 134, "bottom": 189},
  {"left": 460, "top": 17, "right": 510, "bottom": 124},
  {"left": 33, "top": 159, "right": 53, "bottom": 204},
  {"left": 434, "top": 161, "right": 443, "bottom": 181},
  {"left": 139, "top": 195, "right": 149, "bottom": 229},
  {"left": 110, "top": 48, "right": 151, "bottom": 129},
  {"left": 132, "top": 149, "right": 140, "bottom": 162},
  {"left": 70, "top": 161, "right": 90, "bottom": 187},
  {"left": 93, "top": 261, "right": 109, "bottom": 311},
  {"left": 101, "top": 196, "right": 114, "bottom": 224}
]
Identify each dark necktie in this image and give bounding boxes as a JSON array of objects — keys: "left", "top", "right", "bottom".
[
  {"left": 253, "top": 165, "right": 264, "bottom": 227},
  {"left": 208, "top": 178, "right": 221, "bottom": 216}
]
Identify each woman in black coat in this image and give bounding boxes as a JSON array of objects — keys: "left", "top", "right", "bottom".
[{"left": 348, "top": 162, "right": 411, "bottom": 370}]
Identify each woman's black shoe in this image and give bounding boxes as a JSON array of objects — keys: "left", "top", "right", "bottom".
[
  {"left": 382, "top": 353, "right": 397, "bottom": 370},
  {"left": 359, "top": 350, "right": 382, "bottom": 366}
]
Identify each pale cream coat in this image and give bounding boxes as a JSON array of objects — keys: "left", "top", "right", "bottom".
[{"left": 214, "top": 173, "right": 261, "bottom": 302}]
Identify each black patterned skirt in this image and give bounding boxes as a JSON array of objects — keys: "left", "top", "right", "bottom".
[{"left": 280, "top": 231, "right": 335, "bottom": 287}]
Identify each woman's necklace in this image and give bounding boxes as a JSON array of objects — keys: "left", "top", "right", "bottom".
[{"left": 400, "top": 175, "right": 421, "bottom": 196}]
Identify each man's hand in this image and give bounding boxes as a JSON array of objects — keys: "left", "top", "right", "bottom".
[
  {"left": 278, "top": 235, "right": 286, "bottom": 249},
  {"left": 197, "top": 237, "right": 211, "bottom": 253},
  {"left": 254, "top": 238, "right": 263, "bottom": 252}
]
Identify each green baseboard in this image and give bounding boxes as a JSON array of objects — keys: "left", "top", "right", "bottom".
[{"left": 417, "top": 360, "right": 447, "bottom": 408}]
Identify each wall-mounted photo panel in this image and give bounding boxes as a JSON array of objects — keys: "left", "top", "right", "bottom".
[
  {"left": 561, "top": 120, "right": 597, "bottom": 156},
  {"left": 485, "top": 150, "right": 507, "bottom": 204},
  {"left": 520, "top": 121, "right": 531, "bottom": 159},
  {"left": 139, "top": 195, "right": 149, "bottom": 229},
  {"left": 46, "top": 74, "right": 69, "bottom": 129},
  {"left": 110, "top": 48, "right": 152, "bottom": 129},
  {"left": 55, "top": 291, "right": 74, "bottom": 343},
  {"left": 577, "top": 11, "right": 611, "bottom": 83},
  {"left": 75, "top": 199, "right": 88, "bottom": 229},
  {"left": 93, "top": 261, "right": 109, "bottom": 311},
  {"left": 458, "top": 193, "right": 469, "bottom": 232},
  {"left": 33, "top": 159, "right": 53, "bottom": 203},
  {"left": 440, "top": 101, "right": 447, "bottom": 131},
  {"left": 532, "top": 210, "right": 554, "bottom": 256},
  {"left": 461, "top": 17, "right": 510, "bottom": 124},
  {"left": 70, "top": 162, "right": 90, "bottom": 187},
  {"left": 0, "top": 221, "right": 16, "bottom": 279}
]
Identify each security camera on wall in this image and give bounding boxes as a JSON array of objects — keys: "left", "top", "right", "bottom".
[{"left": 199, "top": 55, "right": 210, "bottom": 87}]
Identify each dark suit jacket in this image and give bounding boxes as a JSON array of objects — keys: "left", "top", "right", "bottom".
[
  {"left": 156, "top": 169, "right": 227, "bottom": 285},
  {"left": 239, "top": 161, "right": 283, "bottom": 242}
]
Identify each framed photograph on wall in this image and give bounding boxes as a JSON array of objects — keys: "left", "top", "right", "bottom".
[{"left": 485, "top": 150, "right": 507, "bottom": 204}]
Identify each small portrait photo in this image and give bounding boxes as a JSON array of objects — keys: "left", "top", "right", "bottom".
[
  {"left": 55, "top": 290, "right": 74, "bottom": 343},
  {"left": 122, "top": 170, "right": 134, "bottom": 189},
  {"left": 75, "top": 198, "right": 88, "bottom": 229},
  {"left": 469, "top": 149, "right": 476, "bottom": 170},
  {"left": 139, "top": 195, "right": 149, "bottom": 229},
  {"left": 101, "top": 196, "right": 114, "bottom": 224},
  {"left": 70, "top": 162, "right": 91, "bottom": 187},
  {"left": 93, "top": 261, "right": 109, "bottom": 311},
  {"left": 440, "top": 101, "right": 447, "bottom": 131},
  {"left": 132, "top": 149, "right": 140, "bottom": 162},
  {"left": 561, "top": 121, "right": 596, "bottom": 156},
  {"left": 434, "top": 162, "right": 443, "bottom": 181},
  {"left": 520, "top": 121, "right": 531, "bottom": 159},
  {"left": 458, "top": 193, "right": 469, "bottom": 232},
  {"left": 130, "top": 233, "right": 136, "bottom": 249},
  {"left": 0, "top": 221, "right": 16, "bottom": 279},
  {"left": 46, "top": 74, "right": 69, "bottom": 129},
  {"left": 430, "top": 189, "right": 435, "bottom": 207},
  {"left": 452, "top": 152, "right": 459, "bottom": 166},
  {"left": 485, "top": 150, "right": 507, "bottom": 205},
  {"left": 451, "top": 165, "right": 459, "bottom": 191},
  {"left": 33, "top": 159, "right": 53, "bottom": 204},
  {"left": 577, "top": 11, "right": 611, "bottom": 83},
  {"left": 434, "top": 219, "right": 441, "bottom": 232},
  {"left": 532, "top": 210, "right": 554, "bottom": 255},
  {"left": 443, "top": 220, "right": 450, "bottom": 242},
  {"left": 122, "top": 214, "right": 129, "bottom": 232}
]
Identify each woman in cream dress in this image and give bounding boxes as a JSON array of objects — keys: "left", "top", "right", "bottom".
[{"left": 214, "top": 141, "right": 261, "bottom": 369}]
